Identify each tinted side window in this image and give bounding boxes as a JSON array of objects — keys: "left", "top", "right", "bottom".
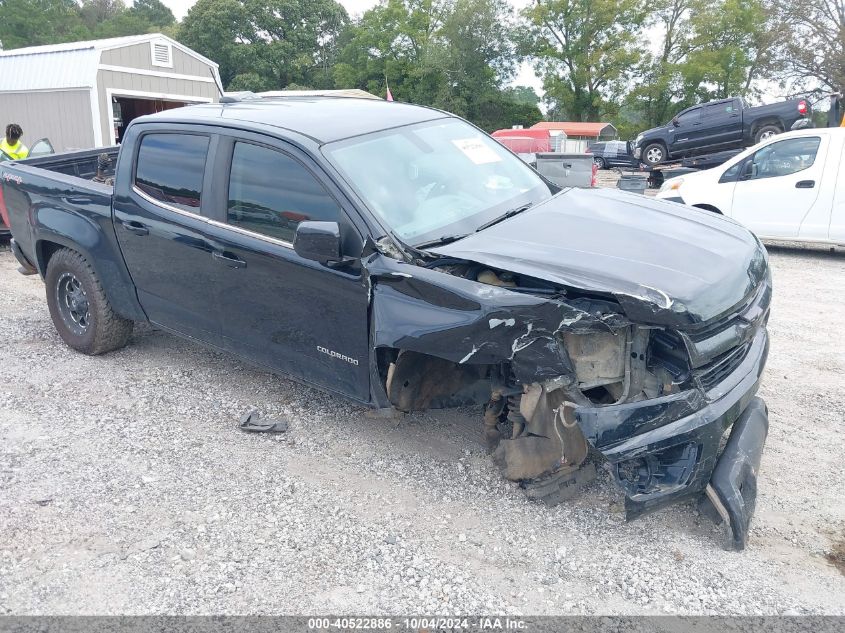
[
  {"left": 677, "top": 108, "right": 701, "bottom": 125},
  {"left": 703, "top": 103, "right": 729, "bottom": 119},
  {"left": 746, "top": 137, "right": 821, "bottom": 180},
  {"left": 135, "top": 133, "right": 209, "bottom": 212},
  {"left": 227, "top": 142, "right": 341, "bottom": 243}
]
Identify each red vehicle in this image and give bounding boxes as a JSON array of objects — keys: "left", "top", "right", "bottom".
[{"left": 490, "top": 128, "right": 552, "bottom": 154}]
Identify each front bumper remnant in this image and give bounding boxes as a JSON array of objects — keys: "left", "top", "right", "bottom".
[
  {"left": 573, "top": 328, "right": 769, "bottom": 548},
  {"left": 708, "top": 397, "right": 769, "bottom": 550}
]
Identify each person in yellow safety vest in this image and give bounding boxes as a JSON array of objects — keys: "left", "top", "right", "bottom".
[{"left": 0, "top": 123, "right": 29, "bottom": 160}]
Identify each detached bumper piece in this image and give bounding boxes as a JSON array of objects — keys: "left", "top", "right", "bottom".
[{"left": 708, "top": 397, "right": 769, "bottom": 550}]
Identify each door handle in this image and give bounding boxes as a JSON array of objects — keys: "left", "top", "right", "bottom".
[
  {"left": 121, "top": 219, "right": 149, "bottom": 236},
  {"left": 212, "top": 250, "right": 246, "bottom": 269},
  {"left": 795, "top": 180, "right": 815, "bottom": 189}
]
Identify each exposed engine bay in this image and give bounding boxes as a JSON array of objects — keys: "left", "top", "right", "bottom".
[{"left": 365, "top": 210, "right": 772, "bottom": 550}]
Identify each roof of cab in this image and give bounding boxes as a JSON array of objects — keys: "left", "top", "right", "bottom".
[{"left": 140, "top": 97, "right": 449, "bottom": 144}]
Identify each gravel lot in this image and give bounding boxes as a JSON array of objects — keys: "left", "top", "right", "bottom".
[{"left": 1, "top": 237, "right": 844, "bottom": 616}]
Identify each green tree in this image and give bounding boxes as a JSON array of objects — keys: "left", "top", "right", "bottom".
[
  {"left": 619, "top": 0, "right": 782, "bottom": 135},
  {"left": 520, "top": 0, "right": 649, "bottom": 121},
  {"left": 333, "top": 0, "right": 522, "bottom": 129},
  {"left": 0, "top": 0, "right": 89, "bottom": 49},
  {"left": 228, "top": 72, "right": 276, "bottom": 92},
  {"left": 333, "top": 0, "right": 452, "bottom": 103},
  {"left": 681, "top": 0, "right": 778, "bottom": 100},
  {"left": 178, "top": 0, "right": 348, "bottom": 90},
  {"left": 773, "top": 0, "right": 845, "bottom": 94},
  {"left": 129, "top": 0, "right": 175, "bottom": 28},
  {"left": 177, "top": 0, "right": 250, "bottom": 86},
  {"left": 623, "top": 0, "right": 694, "bottom": 130},
  {"left": 79, "top": 0, "right": 125, "bottom": 31},
  {"left": 503, "top": 85, "right": 541, "bottom": 106}
]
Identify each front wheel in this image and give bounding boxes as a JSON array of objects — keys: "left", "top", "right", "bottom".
[
  {"left": 45, "top": 248, "right": 133, "bottom": 355},
  {"left": 642, "top": 143, "right": 666, "bottom": 166},
  {"left": 755, "top": 125, "right": 781, "bottom": 144}
]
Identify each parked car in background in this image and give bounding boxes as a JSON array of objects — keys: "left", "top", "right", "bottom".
[
  {"left": 634, "top": 97, "right": 812, "bottom": 166},
  {"left": 656, "top": 127, "right": 845, "bottom": 245},
  {"left": 586, "top": 140, "right": 639, "bottom": 169}
]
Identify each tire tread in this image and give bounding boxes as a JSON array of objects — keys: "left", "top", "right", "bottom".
[{"left": 45, "top": 248, "right": 133, "bottom": 355}]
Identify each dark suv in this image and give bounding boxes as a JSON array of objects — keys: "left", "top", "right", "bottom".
[{"left": 585, "top": 140, "right": 638, "bottom": 169}]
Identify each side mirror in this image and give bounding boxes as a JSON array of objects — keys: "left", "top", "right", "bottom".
[
  {"left": 741, "top": 161, "right": 756, "bottom": 180},
  {"left": 293, "top": 221, "right": 341, "bottom": 264},
  {"left": 671, "top": 118, "right": 680, "bottom": 127}
]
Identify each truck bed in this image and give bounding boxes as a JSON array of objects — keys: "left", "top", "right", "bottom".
[
  {"left": 20, "top": 146, "right": 119, "bottom": 181},
  {"left": 0, "top": 147, "right": 119, "bottom": 269}
]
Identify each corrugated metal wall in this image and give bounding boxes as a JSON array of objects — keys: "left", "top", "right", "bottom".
[
  {"left": 97, "top": 43, "right": 219, "bottom": 145},
  {"left": 0, "top": 90, "right": 94, "bottom": 151}
]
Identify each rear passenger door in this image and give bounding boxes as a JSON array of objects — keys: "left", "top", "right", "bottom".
[
  {"left": 114, "top": 128, "right": 224, "bottom": 345},
  {"left": 204, "top": 134, "right": 371, "bottom": 401},
  {"left": 700, "top": 100, "right": 743, "bottom": 148}
]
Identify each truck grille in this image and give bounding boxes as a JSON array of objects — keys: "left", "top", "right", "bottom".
[
  {"left": 651, "top": 280, "right": 770, "bottom": 393},
  {"left": 694, "top": 343, "right": 751, "bottom": 391}
]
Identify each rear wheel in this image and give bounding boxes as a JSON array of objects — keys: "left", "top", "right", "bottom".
[
  {"left": 754, "top": 124, "right": 781, "bottom": 144},
  {"left": 45, "top": 248, "right": 133, "bottom": 355},
  {"left": 642, "top": 143, "right": 666, "bottom": 166},
  {"left": 593, "top": 156, "right": 607, "bottom": 169}
]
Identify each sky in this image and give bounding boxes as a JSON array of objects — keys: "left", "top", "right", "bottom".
[{"left": 159, "top": 0, "right": 544, "bottom": 95}]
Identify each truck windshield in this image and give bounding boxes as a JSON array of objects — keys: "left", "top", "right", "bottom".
[{"left": 323, "top": 119, "right": 552, "bottom": 246}]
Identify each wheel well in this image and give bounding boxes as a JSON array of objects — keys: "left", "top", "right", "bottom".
[
  {"left": 752, "top": 118, "right": 782, "bottom": 134},
  {"left": 693, "top": 203, "right": 723, "bottom": 215},
  {"left": 36, "top": 240, "right": 66, "bottom": 275},
  {"left": 381, "top": 348, "right": 494, "bottom": 411}
]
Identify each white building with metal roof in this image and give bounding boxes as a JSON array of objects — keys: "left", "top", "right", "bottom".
[{"left": 0, "top": 34, "right": 221, "bottom": 151}]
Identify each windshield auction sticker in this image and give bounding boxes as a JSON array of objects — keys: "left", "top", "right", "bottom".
[{"left": 452, "top": 137, "right": 502, "bottom": 164}]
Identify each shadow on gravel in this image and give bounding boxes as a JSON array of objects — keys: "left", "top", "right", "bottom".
[{"left": 763, "top": 241, "right": 845, "bottom": 260}]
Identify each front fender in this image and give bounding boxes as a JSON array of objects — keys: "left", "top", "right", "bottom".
[{"left": 366, "top": 254, "right": 631, "bottom": 386}]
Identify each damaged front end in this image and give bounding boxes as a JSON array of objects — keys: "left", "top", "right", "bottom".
[{"left": 366, "top": 239, "right": 772, "bottom": 550}]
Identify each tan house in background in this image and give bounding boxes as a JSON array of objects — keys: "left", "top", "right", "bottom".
[{"left": 0, "top": 34, "right": 221, "bottom": 151}]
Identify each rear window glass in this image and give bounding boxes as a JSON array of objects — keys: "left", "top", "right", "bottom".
[{"left": 135, "top": 133, "right": 209, "bottom": 212}]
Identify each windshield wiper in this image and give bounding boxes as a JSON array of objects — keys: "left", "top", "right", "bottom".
[
  {"left": 475, "top": 203, "right": 533, "bottom": 232},
  {"left": 414, "top": 234, "right": 468, "bottom": 249}
]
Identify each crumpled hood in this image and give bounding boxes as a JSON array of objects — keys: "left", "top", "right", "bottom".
[{"left": 431, "top": 187, "right": 768, "bottom": 327}]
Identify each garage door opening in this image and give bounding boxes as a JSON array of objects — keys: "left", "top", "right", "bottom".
[{"left": 111, "top": 96, "right": 190, "bottom": 143}]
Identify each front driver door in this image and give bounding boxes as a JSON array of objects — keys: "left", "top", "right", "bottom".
[
  {"left": 205, "top": 134, "right": 371, "bottom": 402},
  {"left": 729, "top": 135, "right": 827, "bottom": 238},
  {"left": 668, "top": 107, "right": 702, "bottom": 154}
]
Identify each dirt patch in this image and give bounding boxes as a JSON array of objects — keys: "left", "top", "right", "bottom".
[{"left": 826, "top": 533, "right": 845, "bottom": 576}]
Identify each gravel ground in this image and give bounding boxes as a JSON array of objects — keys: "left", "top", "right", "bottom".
[{"left": 0, "top": 238, "right": 844, "bottom": 616}]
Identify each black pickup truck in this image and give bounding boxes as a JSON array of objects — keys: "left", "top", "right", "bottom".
[
  {"left": 0, "top": 97, "right": 772, "bottom": 548},
  {"left": 634, "top": 96, "right": 811, "bottom": 165}
]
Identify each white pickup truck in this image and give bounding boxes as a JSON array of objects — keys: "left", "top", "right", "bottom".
[{"left": 656, "top": 127, "right": 845, "bottom": 245}]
